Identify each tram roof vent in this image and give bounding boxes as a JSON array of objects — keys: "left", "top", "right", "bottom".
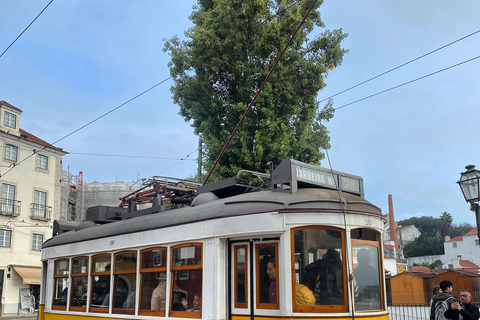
[{"left": 271, "top": 158, "right": 365, "bottom": 198}]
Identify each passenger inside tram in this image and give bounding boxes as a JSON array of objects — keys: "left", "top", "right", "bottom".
[
  {"left": 266, "top": 258, "right": 277, "bottom": 303},
  {"left": 182, "top": 294, "right": 201, "bottom": 312}
]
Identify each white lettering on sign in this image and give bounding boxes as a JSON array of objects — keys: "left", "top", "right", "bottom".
[{"left": 296, "top": 166, "right": 336, "bottom": 187}]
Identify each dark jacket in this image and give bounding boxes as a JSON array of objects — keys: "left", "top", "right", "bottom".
[
  {"left": 444, "top": 302, "right": 480, "bottom": 320},
  {"left": 430, "top": 293, "right": 453, "bottom": 320}
]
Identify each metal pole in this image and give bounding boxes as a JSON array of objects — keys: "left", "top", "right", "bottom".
[{"left": 475, "top": 203, "right": 480, "bottom": 240}]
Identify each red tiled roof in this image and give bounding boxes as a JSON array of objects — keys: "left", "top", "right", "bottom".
[
  {"left": 411, "top": 266, "right": 431, "bottom": 273},
  {"left": 0, "top": 100, "right": 23, "bottom": 113},
  {"left": 384, "top": 244, "right": 395, "bottom": 249},
  {"left": 459, "top": 260, "right": 479, "bottom": 268},
  {"left": 17, "top": 128, "right": 67, "bottom": 153},
  {"left": 446, "top": 236, "right": 463, "bottom": 242},
  {"left": 466, "top": 228, "right": 478, "bottom": 236}
]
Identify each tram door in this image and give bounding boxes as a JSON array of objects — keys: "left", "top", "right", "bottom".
[{"left": 230, "top": 241, "right": 279, "bottom": 320}]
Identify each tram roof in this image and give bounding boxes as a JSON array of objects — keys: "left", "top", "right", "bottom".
[{"left": 43, "top": 187, "right": 381, "bottom": 249}]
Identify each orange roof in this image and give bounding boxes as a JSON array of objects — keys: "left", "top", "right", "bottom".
[
  {"left": 459, "top": 260, "right": 479, "bottom": 268},
  {"left": 17, "top": 128, "right": 67, "bottom": 153},
  {"left": 411, "top": 266, "right": 432, "bottom": 273},
  {"left": 384, "top": 244, "right": 395, "bottom": 249},
  {"left": 447, "top": 235, "right": 463, "bottom": 242},
  {"left": 466, "top": 228, "right": 478, "bottom": 236}
]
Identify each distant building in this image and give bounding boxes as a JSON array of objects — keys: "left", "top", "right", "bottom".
[
  {"left": 406, "top": 228, "right": 480, "bottom": 274},
  {"left": 0, "top": 100, "right": 67, "bottom": 314},
  {"left": 443, "top": 228, "right": 480, "bottom": 271},
  {"left": 60, "top": 176, "right": 141, "bottom": 222},
  {"left": 396, "top": 225, "right": 421, "bottom": 249}
]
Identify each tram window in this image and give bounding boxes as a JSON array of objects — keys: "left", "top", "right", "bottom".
[
  {"left": 352, "top": 240, "right": 383, "bottom": 311},
  {"left": 140, "top": 248, "right": 167, "bottom": 317},
  {"left": 90, "top": 254, "right": 111, "bottom": 313},
  {"left": 234, "top": 245, "right": 248, "bottom": 308},
  {"left": 170, "top": 244, "right": 202, "bottom": 318},
  {"left": 52, "top": 259, "right": 69, "bottom": 310},
  {"left": 291, "top": 227, "right": 347, "bottom": 312},
  {"left": 112, "top": 251, "right": 137, "bottom": 315},
  {"left": 255, "top": 243, "right": 279, "bottom": 309},
  {"left": 70, "top": 257, "right": 89, "bottom": 311}
]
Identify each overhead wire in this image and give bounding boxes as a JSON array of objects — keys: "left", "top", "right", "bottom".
[
  {"left": 319, "top": 28, "right": 480, "bottom": 103},
  {"left": 68, "top": 152, "right": 196, "bottom": 161},
  {"left": 0, "top": 0, "right": 54, "bottom": 59},
  {"left": 157, "top": 149, "right": 199, "bottom": 175},
  {"left": 334, "top": 54, "right": 480, "bottom": 110},
  {"left": 0, "top": 1, "right": 313, "bottom": 180}
]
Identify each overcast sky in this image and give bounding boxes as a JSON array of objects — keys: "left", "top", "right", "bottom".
[{"left": 1, "top": 0, "right": 480, "bottom": 225}]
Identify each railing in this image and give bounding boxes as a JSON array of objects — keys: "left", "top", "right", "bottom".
[
  {"left": 0, "top": 198, "right": 21, "bottom": 216},
  {"left": 388, "top": 302, "right": 480, "bottom": 320},
  {"left": 30, "top": 203, "right": 52, "bottom": 221}
]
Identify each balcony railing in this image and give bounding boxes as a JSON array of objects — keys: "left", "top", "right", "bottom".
[
  {"left": 30, "top": 203, "right": 52, "bottom": 221},
  {"left": 0, "top": 198, "right": 21, "bottom": 217}
]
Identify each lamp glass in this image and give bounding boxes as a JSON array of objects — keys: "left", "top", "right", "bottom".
[{"left": 459, "top": 170, "right": 480, "bottom": 202}]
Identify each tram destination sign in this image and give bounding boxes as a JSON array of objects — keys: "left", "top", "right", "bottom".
[
  {"left": 271, "top": 158, "right": 364, "bottom": 197},
  {"left": 295, "top": 165, "right": 361, "bottom": 194}
]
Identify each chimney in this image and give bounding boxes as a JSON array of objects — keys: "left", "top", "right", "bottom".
[{"left": 388, "top": 194, "right": 398, "bottom": 250}]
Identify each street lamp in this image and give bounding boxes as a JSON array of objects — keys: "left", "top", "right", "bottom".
[{"left": 457, "top": 164, "right": 480, "bottom": 240}]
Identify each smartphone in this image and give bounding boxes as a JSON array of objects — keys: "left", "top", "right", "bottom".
[{"left": 452, "top": 298, "right": 458, "bottom": 303}]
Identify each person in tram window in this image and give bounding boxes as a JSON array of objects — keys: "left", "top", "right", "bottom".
[
  {"left": 182, "top": 294, "right": 201, "bottom": 312},
  {"left": 151, "top": 280, "right": 166, "bottom": 310},
  {"left": 266, "top": 258, "right": 277, "bottom": 303}
]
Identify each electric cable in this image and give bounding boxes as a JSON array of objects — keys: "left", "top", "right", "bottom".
[
  {"left": 319, "top": 29, "right": 480, "bottom": 103},
  {"left": 157, "top": 149, "right": 199, "bottom": 175},
  {"left": 68, "top": 152, "right": 196, "bottom": 160},
  {"left": 335, "top": 54, "right": 480, "bottom": 110},
  {"left": 0, "top": 0, "right": 54, "bottom": 59}
]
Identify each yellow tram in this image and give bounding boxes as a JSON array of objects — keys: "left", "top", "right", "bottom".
[{"left": 38, "top": 158, "right": 388, "bottom": 320}]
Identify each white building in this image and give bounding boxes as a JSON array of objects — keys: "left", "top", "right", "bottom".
[
  {"left": 0, "top": 100, "right": 67, "bottom": 314},
  {"left": 443, "top": 228, "right": 480, "bottom": 270}
]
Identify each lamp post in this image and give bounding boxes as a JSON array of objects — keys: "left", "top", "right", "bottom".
[{"left": 457, "top": 164, "right": 480, "bottom": 240}]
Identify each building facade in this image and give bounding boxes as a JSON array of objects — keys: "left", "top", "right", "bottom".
[{"left": 0, "top": 100, "right": 67, "bottom": 314}]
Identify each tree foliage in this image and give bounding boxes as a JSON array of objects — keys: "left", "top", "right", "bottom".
[
  {"left": 399, "top": 213, "right": 474, "bottom": 258},
  {"left": 163, "top": 0, "right": 348, "bottom": 180}
]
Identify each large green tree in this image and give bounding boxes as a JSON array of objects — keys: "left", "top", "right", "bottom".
[{"left": 164, "top": 0, "right": 348, "bottom": 180}]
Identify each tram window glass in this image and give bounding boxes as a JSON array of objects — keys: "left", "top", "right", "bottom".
[
  {"left": 256, "top": 243, "right": 279, "bottom": 309},
  {"left": 140, "top": 248, "right": 167, "bottom": 316},
  {"left": 234, "top": 245, "right": 248, "bottom": 308},
  {"left": 90, "top": 254, "right": 111, "bottom": 312},
  {"left": 70, "top": 257, "right": 88, "bottom": 311},
  {"left": 113, "top": 251, "right": 137, "bottom": 314},
  {"left": 352, "top": 240, "right": 383, "bottom": 311},
  {"left": 292, "top": 227, "right": 347, "bottom": 312},
  {"left": 170, "top": 244, "right": 202, "bottom": 318},
  {"left": 52, "top": 259, "right": 69, "bottom": 310}
]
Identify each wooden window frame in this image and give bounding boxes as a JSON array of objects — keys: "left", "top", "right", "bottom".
[
  {"left": 290, "top": 226, "right": 348, "bottom": 313},
  {"left": 52, "top": 259, "right": 69, "bottom": 311},
  {"left": 89, "top": 254, "right": 111, "bottom": 314},
  {"left": 351, "top": 239, "right": 385, "bottom": 312},
  {"left": 234, "top": 244, "right": 248, "bottom": 309},
  {"left": 69, "top": 256, "right": 89, "bottom": 312},
  {"left": 255, "top": 242, "right": 279, "bottom": 310},
  {"left": 139, "top": 247, "right": 167, "bottom": 317},
  {"left": 112, "top": 250, "right": 137, "bottom": 315},
  {"left": 170, "top": 243, "right": 202, "bottom": 319}
]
